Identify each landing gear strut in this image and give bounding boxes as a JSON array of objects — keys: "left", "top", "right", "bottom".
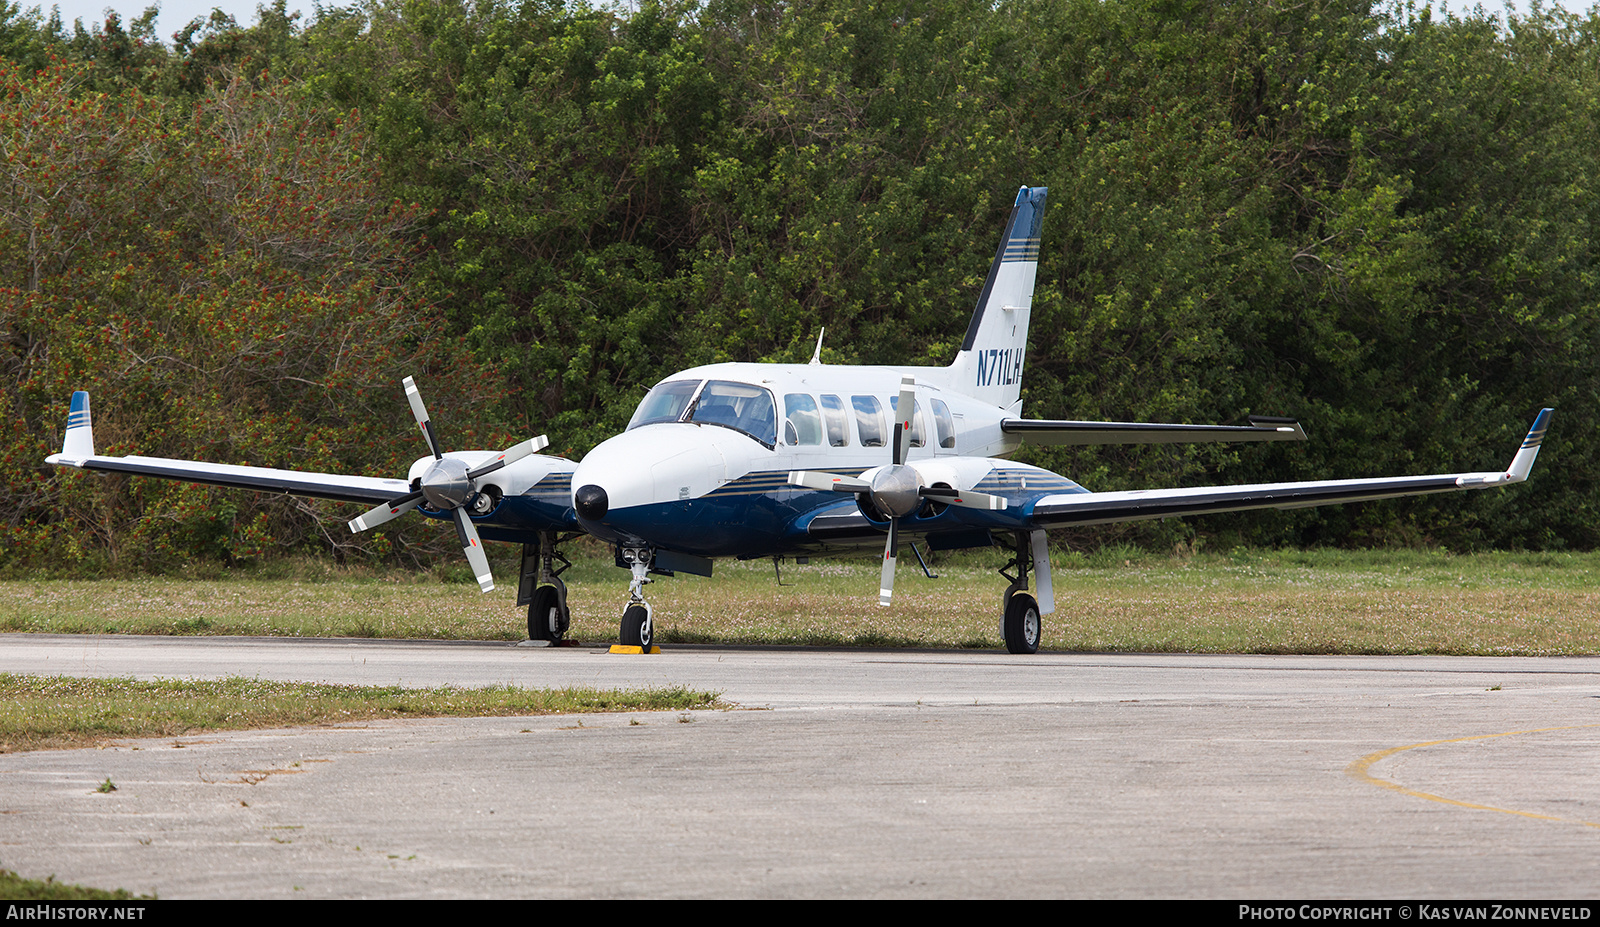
[
  {"left": 619, "top": 545, "right": 655, "bottom": 648},
  {"left": 519, "top": 532, "right": 572, "bottom": 643},
  {"left": 998, "top": 531, "right": 1043, "bottom": 654}
]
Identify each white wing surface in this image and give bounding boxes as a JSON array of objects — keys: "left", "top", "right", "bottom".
[
  {"left": 47, "top": 390, "right": 441, "bottom": 505},
  {"left": 1028, "top": 409, "right": 1552, "bottom": 528}
]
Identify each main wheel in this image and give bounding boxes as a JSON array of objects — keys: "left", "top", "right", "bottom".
[
  {"left": 621, "top": 602, "right": 653, "bottom": 648},
  {"left": 1002, "top": 592, "right": 1041, "bottom": 655},
  {"left": 527, "top": 581, "right": 569, "bottom": 642},
  {"left": 549, "top": 577, "right": 570, "bottom": 637}
]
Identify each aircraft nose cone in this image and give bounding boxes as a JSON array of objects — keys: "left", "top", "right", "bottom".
[{"left": 574, "top": 484, "right": 609, "bottom": 521}]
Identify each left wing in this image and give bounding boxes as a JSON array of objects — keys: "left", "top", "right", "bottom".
[{"left": 1027, "top": 409, "right": 1552, "bottom": 528}]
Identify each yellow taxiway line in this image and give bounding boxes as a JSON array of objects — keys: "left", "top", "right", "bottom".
[{"left": 1347, "top": 724, "right": 1600, "bottom": 828}]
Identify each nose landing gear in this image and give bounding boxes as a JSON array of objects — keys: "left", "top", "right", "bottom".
[{"left": 619, "top": 546, "right": 656, "bottom": 648}]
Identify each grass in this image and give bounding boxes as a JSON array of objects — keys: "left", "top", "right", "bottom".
[
  {"left": 0, "top": 547, "right": 1597, "bottom": 655},
  {"left": 0, "top": 868, "right": 154, "bottom": 900},
  {"left": 0, "top": 673, "right": 724, "bottom": 753},
  {"left": 0, "top": 672, "right": 723, "bottom": 896},
  {"left": 0, "top": 676, "right": 719, "bottom": 902}
]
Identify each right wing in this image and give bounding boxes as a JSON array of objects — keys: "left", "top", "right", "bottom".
[{"left": 47, "top": 391, "right": 430, "bottom": 505}]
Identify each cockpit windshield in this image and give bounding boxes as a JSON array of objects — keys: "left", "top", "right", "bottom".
[
  {"left": 627, "top": 380, "right": 700, "bottom": 430},
  {"left": 689, "top": 381, "right": 777, "bottom": 446},
  {"left": 626, "top": 378, "right": 778, "bottom": 448}
]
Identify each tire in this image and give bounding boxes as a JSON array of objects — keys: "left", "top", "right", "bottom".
[
  {"left": 527, "top": 581, "right": 569, "bottom": 642},
  {"left": 620, "top": 603, "right": 653, "bottom": 648},
  {"left": 1003, "top": 592, "right": 1041, "bottom": 655},
  {"left": 548, "top": 577, "right": 570, "bottom": 637}
]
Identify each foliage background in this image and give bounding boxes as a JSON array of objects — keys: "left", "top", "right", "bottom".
[{"left": 1, "top": 0, "right": 1596, "bottom": 572}]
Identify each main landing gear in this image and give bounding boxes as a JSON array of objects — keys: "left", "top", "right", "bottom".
[
  {"left": 997, "top": 530, "right": 1047, "bottom": 654},
  {"left": 518, "top": 531, "right": 573, "bottom": 643},
  {"left": 532, "top": 534, "right": 1048, "bottom": 654},
  {"left": 618, "top": 545, "right": 655, "bottom": 648}
]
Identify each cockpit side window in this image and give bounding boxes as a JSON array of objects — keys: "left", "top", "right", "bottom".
[
  {"left": 627, "top": 380, "right": 702, "bottom": 430},
  {"left": 689, "top": 380, "right": 777, "bottom": 447}
]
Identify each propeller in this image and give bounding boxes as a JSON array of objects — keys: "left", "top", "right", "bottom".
[
  {"left": 788, "top": 374, "right": 1007, "bottom": 606},
  {"left": 347, "top": 376, "right": 549, "bottom": 592}
]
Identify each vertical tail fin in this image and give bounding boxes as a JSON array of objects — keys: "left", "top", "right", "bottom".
[{"left": 947, "top": 185, "right": 1048, "bottom": 409}]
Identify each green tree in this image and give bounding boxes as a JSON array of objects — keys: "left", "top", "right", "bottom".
[{"left": 0, "top": 66, "right": 498, "bottom": 571}]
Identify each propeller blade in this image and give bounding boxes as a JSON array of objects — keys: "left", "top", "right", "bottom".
[
  {"left": 788, "top": 470, "right": 871, "bottom": 493},
  {"left": 892, "top": 375, "right": 915, "bottom": 466},
  {"left": 348, "top": 490, "right": 423, "bottom": 533},
  {"left": 467, "top": 435, "right": 551, "bottom": 480},
  {"left": 919, "top": 486, "right": 1010, "bottom": 510},
  {"left": 403, "top": 376, "right": 444, "bottom": 459},
  {"left": 878, "top": 519, "right": 899, "bottom": 607},
  {"left": 451, "top": 507, "right": 495, "bottom": 592}
]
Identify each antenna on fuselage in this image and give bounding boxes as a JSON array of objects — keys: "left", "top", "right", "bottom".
[{"left": 809, "top": 328, "right": 825, "bottom": 366}]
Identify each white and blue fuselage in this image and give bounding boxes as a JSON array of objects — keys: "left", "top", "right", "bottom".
[{"left": 559, "top": 361, "right": 1082, "bottom": 561}]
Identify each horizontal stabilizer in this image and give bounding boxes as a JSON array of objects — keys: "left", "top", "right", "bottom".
[{"left": 1001, "top": 416, "right": 1306, "bottom": 446}]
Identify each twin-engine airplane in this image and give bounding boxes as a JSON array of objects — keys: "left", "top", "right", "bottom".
[{"left": 46, "top": 186, "right": 1552, "bottom": 653}]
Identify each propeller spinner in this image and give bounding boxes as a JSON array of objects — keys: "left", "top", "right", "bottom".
[
  {"left": 788, "top": 375, "right": 1008, "bottom": 606},
  {"left": 347, "top": 376, "right": 549, "bottom": 592}
]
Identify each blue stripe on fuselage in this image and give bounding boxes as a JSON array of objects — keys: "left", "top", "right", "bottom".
[
  {"left": 584, "top": 467, "right": 1092, "bottom": 558},
  {"left": 421, "top": 464, "right": 1094, "bottom": 557},
  {"left": 590, "top": 469, "right": 857, "bottom": 556}
]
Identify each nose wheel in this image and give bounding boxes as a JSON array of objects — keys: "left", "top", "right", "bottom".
[
  {"left": 619, "top": 546, "right": 656, "bottom": 648},
  {"left": 621, "top": 602, "right": 654, "bottom": 648}
]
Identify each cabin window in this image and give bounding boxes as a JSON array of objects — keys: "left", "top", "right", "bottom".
[
  {"left": 820, "top": 394, "right": 850, "bottom": 447},
  {"left": 889, "top": 395, "right": 926, "bottom": 448},
  {"left": 687, "top": 380, "right": 777, "bottom": 447},
  {"left": 931, "top": 399, "right": 956, "bottom": 449},
  {"left": 783, "top": 393, "right": 823, "bottom": 446},
  {"left": 851, "top": 395, "right": 885, "bottom": 447},
  {"left": 628, "top": 380, "right": 701, "bottom": 430}
]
